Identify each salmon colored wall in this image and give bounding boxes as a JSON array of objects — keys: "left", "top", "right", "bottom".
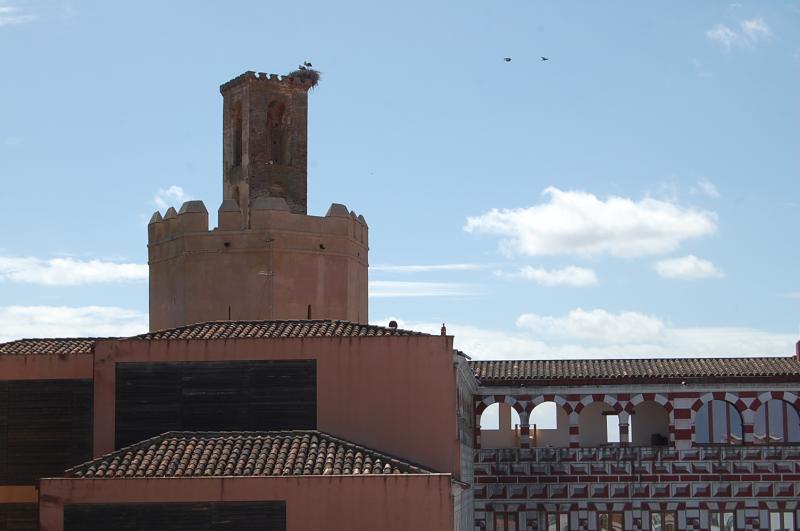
[
  {"left": 148, "top": 208, "right": 369, "bottom": 331},
  {"left": 39, "top": 475, "right": 454, "bottom": 531},
  {"left": 0, "top": 355, "right": 93, "bottom": 381},
  {"left": 92, "top": 335, "right": 461, "bottom": 476}
]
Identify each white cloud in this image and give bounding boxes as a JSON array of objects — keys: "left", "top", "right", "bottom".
[
  {"left": 0, "top": 4, "right": 37, "bottom": 26},
  {"left": 382, "top": 313, "right": 796, "bottom": 360},
  {"left": 740, "top": 17, "right": 771, "bottom": 42},
  {"left": 707, "top": 24, "right": 739, "bottom": 50},
  {"left": 782, "top": 292, "right": 800, "bottom": 299},
  {"left": 516, "top": 308, "right": 666, "bottom": 344},
  {"left": 654, "top": 255, "right": 725, "bottom": 279},
  {"left": 707, "top": 18, "right": 772, "bottom": 50},
  {"left": 368, "top": 280, "right": 477, "bottom": 298},
  {"left": 513, "top": 265, "right": 598, "bottom": 287},
  {"left": 370, "top": 263, "right": 486, "bottom": 273},
  {"left": 0, "top": 305, "right": 147, "bottom": 342},
  {"left": 691, "top": 178, "right": 720, "bottom": 198},
  {"left": 0, "top": 255, "right": 147, "bottom": 285},
  {"left": 154, "top": 185, "right": 193, "bottom": 211},
  {"left": 464, "top": 187, "right": 717, "bottom": 258}
]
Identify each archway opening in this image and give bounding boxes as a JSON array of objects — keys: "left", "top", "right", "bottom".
[
  {"left": 480, "top": 402, "right": 521, "bottom": 449},
  {"left": 695, "top": 400, "right": 743, "bottom": 444}
]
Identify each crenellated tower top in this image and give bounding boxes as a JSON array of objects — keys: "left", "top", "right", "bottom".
[{"left": 220, "top": 71, "right": 313, "bottom": 225}]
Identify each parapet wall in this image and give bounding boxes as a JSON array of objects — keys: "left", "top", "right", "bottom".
[
  {"left": 219, "top": 70, "right": 315, "bottom": 94},
  {"left": 147, "top": 198, "right": 369, "bottom": 330},
  {"left": 147, "top": 198, "right": 368, "bottom": 251}
]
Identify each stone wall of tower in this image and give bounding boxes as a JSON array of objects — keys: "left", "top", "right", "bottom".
[
  {"left": 147, "top": 199, "right": 369, "bottom": 331},
  {"left": 221, "top": 71, "right": 311, "bottom": 224}
]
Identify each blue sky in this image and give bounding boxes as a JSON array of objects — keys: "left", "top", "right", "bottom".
[{"left": 1, "top": 0, "right": 798, "bottom": 358}]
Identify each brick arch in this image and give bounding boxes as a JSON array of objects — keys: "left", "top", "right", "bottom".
[
  {"left": 476, "top": 394, "right": 525, "bottom": 414},
  {"left": 628, "top": 392, "right": 672, "bottom": 413},
  {"left": 526, "top": 394, "right": 571, "bottom": 415},
  {"left": 474, "top": 395, "right": 525, "bottom": 449},
  {"left": 574, "top": 393, "right": 623, "bottom": 415},
  {"left": 751, "top": 391, "right": 800, "bottom": 412},
  {"left": 690, "top": 392, "right": 747, "bottom": 413},
  {"left": 690, "top": 392, "right": 747, "bottom": 445}
]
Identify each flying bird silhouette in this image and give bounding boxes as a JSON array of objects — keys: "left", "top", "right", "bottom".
[
  {"left": 503, "top": 57, "right": 512, "bottom": 62},
  {"left": 541, "top": 56, "right": 549, "bottom": 61}
]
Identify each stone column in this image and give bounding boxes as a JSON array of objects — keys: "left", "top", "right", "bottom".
[
  {"left": 519, "top": 410, "right": 530, "bottom": 448},
  {"left": 618, "top": 411, "right": 630, "bottom": 447}
]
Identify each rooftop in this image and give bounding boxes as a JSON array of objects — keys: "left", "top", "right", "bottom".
[
  {"left": 0, "top": 319, "right": 427, "bottom": 355},
  {"left": 65, "top": 431, "right": 433, "bottom": 479},
  {"left": 471, "top": 357, "right": 800, "bottom": 384},
  {"left": 0, "top": 337, "right": 99, "bottom": 356},
  {"left": 134, "top": 319, "right": 427, "bottom": 341}
]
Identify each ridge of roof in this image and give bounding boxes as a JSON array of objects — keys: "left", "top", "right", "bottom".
[
  {"left": 471, "top": 357, "right": 800, "bottom": 383},
  {"left": 64, "top": 430, "right": 435, "bottom": 479},
  {"left": 133, "top": 319, "right": 428, "bottom": 341},
  {"left": 0, "top": 319, "right": 429, "bottom": 354}
]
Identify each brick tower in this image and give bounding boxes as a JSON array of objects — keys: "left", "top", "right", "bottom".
[
  {"left": 147, "top": 71, "right": 369, "bottom": 331},
  {"left": 222, "top": 71, "right": 309, "bottom": 224}
]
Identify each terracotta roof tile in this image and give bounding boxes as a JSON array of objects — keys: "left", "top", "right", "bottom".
[
  {"left": 0, "top": 319, "right": 427, "bottom": 355},
  {"left": 471, "top": 357, "right": 800, "bottom": 384},
  {"left": 66, "top": 431, "right": 433, "bottom": 478},
  {"left": 134, "top": 320, "right": 426, "bottom": 341},
  {"left": 0, "top": 338, "right": 98, "bottom": 356}
]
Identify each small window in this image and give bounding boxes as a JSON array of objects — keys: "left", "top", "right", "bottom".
[
  {"left": 547, "top": 512, "right": 569, "bottom": 531},
  {"left": 711, "top": 511, "right": 736, "bottom": 531},
  {"left": 494, "top": 511, "right": 519, "bottom": 531},
  {"left": 598, "top": 511, "right": 624, "bottom": 531},
  {"left": 651, "top": 511, "right": 676, "bottom": 531},
  {"left": 770, "top": 511, "right": 796, "bottom": 531}
]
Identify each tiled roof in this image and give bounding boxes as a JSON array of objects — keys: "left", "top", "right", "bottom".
[
  {"left": 66, "top": 431, "right": 433, "bottom": 479},
  {"left": 134, "top": 320, "right": 427, "bottom": 341},
  {"left": 0, "top": 338, "right": 98, "bottom": 356},
  {"left": 0, "top": 320, "right": 427, "bottom": 355},
  {"left": 471, "top": 357, "right": 800, "bottom": 384}
]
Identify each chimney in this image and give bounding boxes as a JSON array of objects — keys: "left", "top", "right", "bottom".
[{"left": 796, "top": 340, "right": 800, "bottom": 360}]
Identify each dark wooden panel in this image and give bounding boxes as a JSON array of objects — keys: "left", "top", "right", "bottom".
[
  {"left": 115, "top": 360, "right": 316, "bottom": 448},
  {"left": 64, "top": 501, "right": 286, "bottom": 531},
  {"left": 0, "top": 380, "right": 93, "bottom": 485},
  {"left": 0, "top": 502, "right": 38, "bottom": 531}
]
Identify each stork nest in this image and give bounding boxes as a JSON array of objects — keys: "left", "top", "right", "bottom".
[{"left": 287, "top": 68, "right": 321, "bottom": 87}]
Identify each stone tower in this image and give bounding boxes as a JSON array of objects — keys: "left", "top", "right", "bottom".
[
  {"left": 147, "top": 71, "right": 369, "bottom": 331},
  {"left": 221, "top": 71, "right": 309, "bottom": 225}
]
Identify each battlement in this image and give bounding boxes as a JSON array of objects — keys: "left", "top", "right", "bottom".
[
  {"left": 147, "top": 199, "right": 368, "bottom": 246},
  {"left": 220, "top": 71, "right": 315, "bottom": 94}
]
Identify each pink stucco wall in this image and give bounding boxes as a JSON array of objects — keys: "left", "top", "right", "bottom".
[
  {"left": 39, "top": 475, "right": 454, "bottom": 531},
  {"left": 92, "top": 335, "right": 461, "bottom": 477}
]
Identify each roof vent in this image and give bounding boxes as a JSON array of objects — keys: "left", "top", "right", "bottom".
[
  {"left": 441, "top": 323, "right": 447, "bottom": 336},
  {"left": 388, "top": 320, "right": 398, "bottom": 329}
]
